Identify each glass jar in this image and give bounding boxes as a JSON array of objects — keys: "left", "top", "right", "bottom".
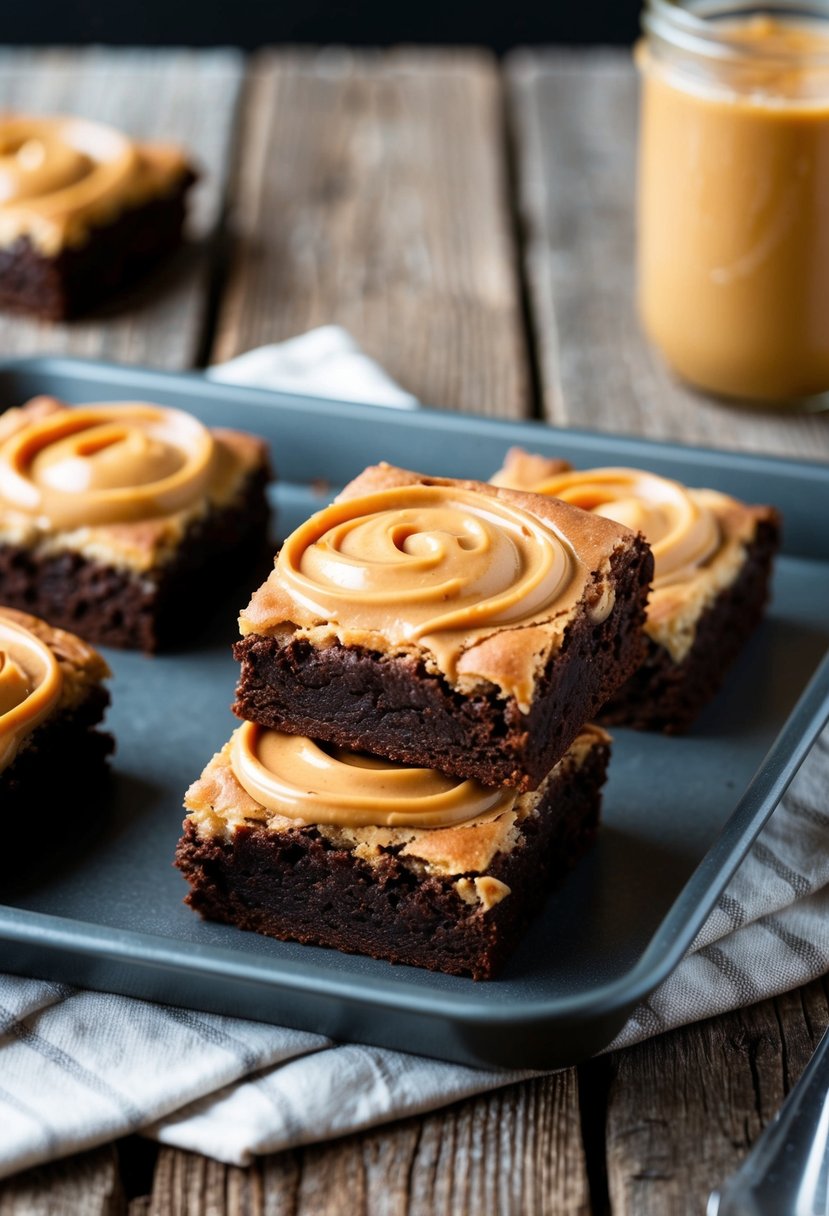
[{"left": 636, "top": 0, "right": 829, "bottom": 405}]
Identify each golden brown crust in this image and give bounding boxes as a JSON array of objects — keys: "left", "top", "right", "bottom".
[
  {"left": 491, "top": 448, "right": 573, "bottom": 488},
  {"left": 184, "top": 749, "right": 264, "bottom": 825},
  {"left": 398, "top": 817, "right": 521, "bottom": 874}
]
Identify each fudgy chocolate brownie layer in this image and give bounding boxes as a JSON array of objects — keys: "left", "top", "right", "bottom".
[
  {"left": 0, "top": 467, "right": 270, "bottom": 652},
  {"left": 233, "top": 537, "right": 651, "bottom": 791},
  {"left": 175, "top": 738, "right": 608, "bottom": 981},
  {"left": 1, "top": 684, "right": 113, "bottom": 819},
  {"left": 600, "top": 519, "right": 780, "bottom": 733},
  {"left": 0, "top": 173, "right": 195, "bottom": 321}
]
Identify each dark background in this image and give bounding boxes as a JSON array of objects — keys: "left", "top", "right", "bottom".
[{"left": 8, "top": 1, "right": 641, "bottom": 51}]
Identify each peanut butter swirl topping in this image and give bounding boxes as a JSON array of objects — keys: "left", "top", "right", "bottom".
[
  {"left": 230, "top": 723, "right": 517, "bottom": 828},
  {"left": 277, "top": 483, "right": 575, "bottom": 643},
  {"left": 0, "top": 403, "right": 216, "bottom": 529},
  {"left": 0, "top": 115, "right": 189, "bottom": 254},
  {"left": 0, "top": 614, "right": 63, "bottom": 771},
  {"left": 519, "top": 468, "right": 719, "bottom": 588}
]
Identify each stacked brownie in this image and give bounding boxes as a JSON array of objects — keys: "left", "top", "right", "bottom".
[{"left": 177, "top": 462, "right": 653, "bottom": 979}]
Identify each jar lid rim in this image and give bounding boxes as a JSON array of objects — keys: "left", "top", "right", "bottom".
[{"left": 644, "top": 0, "right": 829, "bottom": 65}]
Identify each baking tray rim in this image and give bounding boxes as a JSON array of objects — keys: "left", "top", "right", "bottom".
[
  {"left": 2, "top": 354, "right": 829, "bottom": 491},
  {"left": 0, "top": 354, "right": 827, "bottom": 1033}
]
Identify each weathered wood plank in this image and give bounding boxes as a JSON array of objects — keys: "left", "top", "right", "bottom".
[
  {"left": 604, "top": 977, "right": 829, "bottom": 1215},
  {"left": 0, "top": 49, "right": 243, "bottom": 369},
  {"left": 145, "top": 1073, "right": 589, "bottom": 1215},
  {"left": 507, "top": 49, "right": 829, "bottom": 458},
  {"left": 146, "top": 1148, "right": 265, "bottom": 1216},
  {"left": 0, "top": 1145, "right": 123, "bottom": 1216},
  {"left": 213, "top": 48, "right": 530, "bottom": 416}
]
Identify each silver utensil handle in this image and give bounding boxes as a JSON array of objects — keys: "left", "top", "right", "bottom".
[{"left": 708, "top": 1025, "right": 829, "bottom": 1216}]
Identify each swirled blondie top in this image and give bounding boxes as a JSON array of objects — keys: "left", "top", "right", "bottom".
[
  {"left": 186, "top": 720, "right": 608, "bottom": 866},
  {"left": 0, "top": 605, "right": 109, "bottom": 776},
  {"left": 241, "top": 463, "right": 650, "bottom": 707},
  {"left": 491, "top": 449, "right": 778, "bottom": 664},
  {"left": 234, "top": 464, "right": 652, "bottom": 790},
  {"left": 0, "top": 396, "right": 268, "bottom": 573},
  {"left": 0, "top": 115, "right": 192, "bottom": 255}
]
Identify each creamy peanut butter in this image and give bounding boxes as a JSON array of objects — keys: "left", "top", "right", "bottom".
[
  {"left": 0, "top": 403, "right": 217, "bottom": 529},
  {"left": 185, "top": 724, "right": 610, "bottom": 889},
  {"left": 0, "top": 115, "right": 191, "bottom": 255},
  {"left": 0, "top": 398, "right": 266, "bottom": 574},
  {"left": 637, "top": 14, "right": 829, "bottom": 401},
  {"left": 0, "top": 612, "right": 63, "bottom": 771},
  {"left": 241, "top": 469, "right": 636, "bottom": 709},
  {"left": 279, "top": 483, "right": 574, "bottom": 650},
  {"left": 230, "top": 722, "right": 517, "bottom": 828},
  {"left": 505, "top": 466, "right": 720, "bottom": 589}
]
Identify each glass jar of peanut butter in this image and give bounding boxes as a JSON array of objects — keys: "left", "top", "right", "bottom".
[{"left": 637, "top": 1, "right": 829, "bottom": 405}]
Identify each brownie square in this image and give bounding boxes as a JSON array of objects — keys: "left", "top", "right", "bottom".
[
  {"left": 492, "top": 448, "right": 780, "bottom": 732},
  {"left": 175, "top": 724, "right": 611, "bottom": 980},
  {"left": 0, "top": 607, "right": 112, "bottom": 818},
  {"left": 0, "top": 397, "right": 271, "bottom": 652},
  {"left": 234, "top": 463, "right": 652, "bottom": 790},
  {"left": 0, "top": 114, "right": 196, "bottom": 320}
]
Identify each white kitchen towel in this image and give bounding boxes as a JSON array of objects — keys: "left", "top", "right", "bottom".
[
  {"left": 207, "top": 325, "right": 418, "bottom": 408},
  {"left": 0, "top": 329, "right": 826, "bottom": 1179}
]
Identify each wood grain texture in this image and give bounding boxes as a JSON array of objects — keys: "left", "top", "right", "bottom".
[
  {"left": 0, "top": 1146, "right": 123, "bottom": 1215},
  {"left": 605, "top": 977, "right": 829, "bottom": 1215},
  {"left": 0, "top": 49, "right": 243, "bottom": 368},
  {"left": 212, "top": 49, "right": 530, "bottom": 416},
  {"left": 507, "top": 49, "right": 829, "bottom": 459},
  {"left": 144, "top": 1074, "right": 589, "bottom": 1215}
]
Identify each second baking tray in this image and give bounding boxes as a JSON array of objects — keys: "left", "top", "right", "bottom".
[{"left": 0, "top": 355, "right": 827, "bottom": 1071}]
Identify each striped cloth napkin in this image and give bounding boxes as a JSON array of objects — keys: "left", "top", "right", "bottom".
[{"left": 0, "top": 328, "right": 826, "bottom": 1179}]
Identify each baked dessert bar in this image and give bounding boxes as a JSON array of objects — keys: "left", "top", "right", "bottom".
[
  {"left": 0, "top": 114, "right": 196, "bottom": 319},
  {"left": 176, "top": 723, "right": 610, "bottom": 980},
  {"left": 233, "top": 463, "right": 652, "bottom": 790},
  {"left": 492, "top": 449, "right": 780, "bottom": 732},
  {"left": 0, "top": 606, "right": 112, "bottom": 817},
  {"left": 0, "top": 396, "right": 271, "bottom": 652}
]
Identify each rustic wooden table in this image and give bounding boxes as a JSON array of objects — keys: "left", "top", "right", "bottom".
[{"left": 0, "top": 46, "right": 826, "bottom": 1216}]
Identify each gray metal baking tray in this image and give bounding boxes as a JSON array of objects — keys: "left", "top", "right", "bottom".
[{"left": 0, "top": 355, "right": 827, "bottom": 1070}]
